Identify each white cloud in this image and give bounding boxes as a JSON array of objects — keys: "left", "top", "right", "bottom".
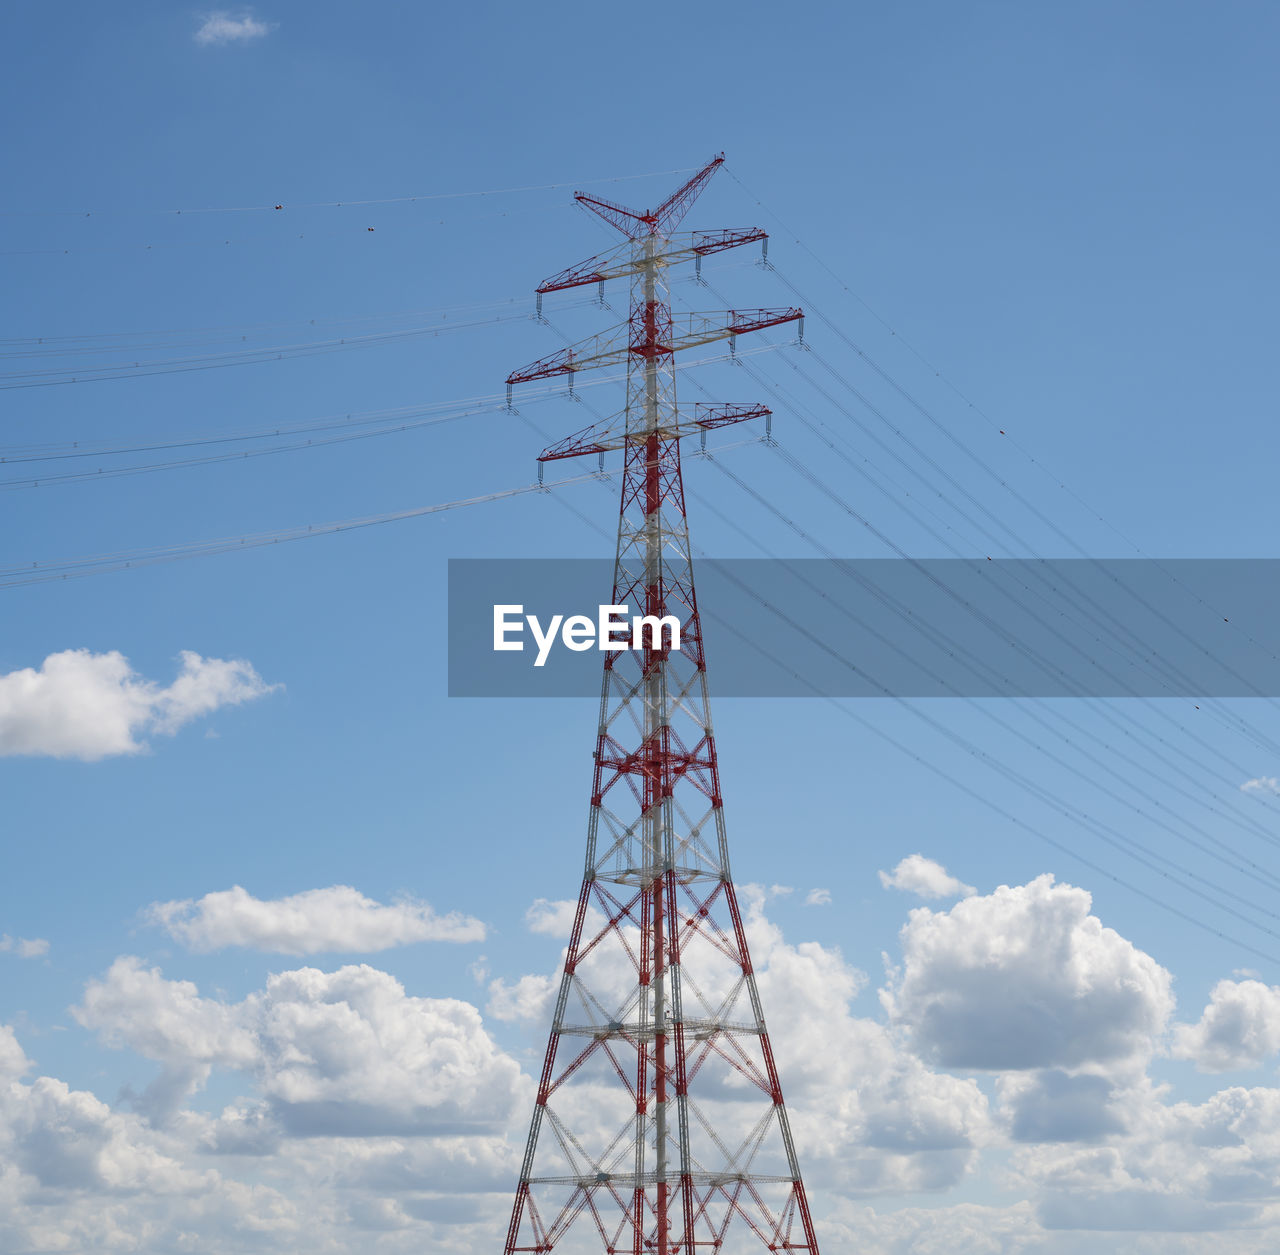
[
  {"left": 879, "top": 854, "right": 976, "bottom": 900},
  {"left": 16, "top": 886, "right": 1280, "bottom": 1249},
  {"left": 74, "top": 956, "right": 258, "bottom": 1123},
  {"left": 1007, "top": 1081, "right": 1280, "bottom": 1235},
  {"left": 998, "top": 1069, "right": 1127, "bottom": 1143},
  {"left": 805, "top": 887, "right": 832, "bottom": 906},
  {"left": 485, "top": 973, "right": 556, "bottom": 1023},
  {"left": 76, "top": 957, "right": 258, "bottom": 1070},
  {"left": 524, "top": 898, "right": 579, "bottom": 937},
  {"left": 735, "top": 888, "right": 990, "bottom": 1194},
  {"left": 882, "top": 874, "right": 1174, "bottom": 1071},
  {"left": 5, "top": 1075, "right": 204, "bottom": 1194},
  {"left": 823, "top": 1199, "right": 1042, "bottom": 1253},
  {"left": 0, "top": 1025, "right": 30, "bottom": 1079},
  {"left": 194, "top": 11, "right": 274, "bottom": 45},
  {"left": 0, "top": 649, "right": 277, "bottom": 760},
  {"left": 0, "top": 935, "right": 48, "bottom": 959},
  {"left": 497, "top": 884, "right": 994, "bottom": 1199},
  {"left": 76, "top": 958, "right": 527, "bottom": 1138},
  {"left": 0, "top": 1028, "right": 309, "bottom": 1250},
  {"left": 253, "top": 966, "right": 524, "bottom": 1136},
  {"left": 1240, "top": 776, "right": 1280, "bottom": 795},
  {"left": 145, "top": 884, "right": 484, "bottom": 955},
  {"left": 1172, "top": 979, "right": 1280, "bottom": 1072},
  {"left": 0, "top": 1027, "right": 208, "bottom": 1201}
]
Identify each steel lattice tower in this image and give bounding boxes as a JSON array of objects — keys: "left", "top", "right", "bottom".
[{"left": 502, "top": 155, "right": 818, "bottom": 1255}]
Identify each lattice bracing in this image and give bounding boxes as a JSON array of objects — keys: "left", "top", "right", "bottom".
[{"left": 503, "top": 155, "right": 816, "bottom": 1255}]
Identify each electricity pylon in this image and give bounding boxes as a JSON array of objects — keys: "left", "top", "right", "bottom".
[{"left": 502, "top": 154, "right": 818, "bottom": 1255}]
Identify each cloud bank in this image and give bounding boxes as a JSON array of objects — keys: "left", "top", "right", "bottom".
[{"left": 2, "top": 877, "right": 1278, "bottom": 1250}]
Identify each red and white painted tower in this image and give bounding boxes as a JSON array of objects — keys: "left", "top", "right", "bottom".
[{"left": 502, "top": 155, "right": 818, "bottom": 1255}]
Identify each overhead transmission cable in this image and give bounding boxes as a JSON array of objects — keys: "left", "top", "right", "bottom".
[
  {"left": 661, "top": 276, "right": 1280, "bottom": 884},
  {"left": 671, "top": 336, "right": 1280, "bottom": 912},
  {"left": 690, "top": 273, "right": 1280, "bottom": 798},
  {"left": 721, "top": 169, "right": 1280, "bottom": 753},
  {"left": 537, "top": 446, "right": 1280, "bottom": 966},
  {"left": 680, "top": 273, "right": 1280, "bottom": 796},
  {"left": 0, "top": 166, "right": 701, "bottom": 218},
  {"left": 0, "top": 292, "right": 561, "bottom": 358},
  {"left": 684, "top": 350, "right": 1280, "bottom": 869},
  {"left": 522, "top": 322, "right": 1280, "bottom": 925},
  {"left": 0, "top": 436, "right": 759, "bottom": 589},
  {"left": 0, "top": 308, "right": 547, "bottom": 390},
  {"left": 699, "top": 355, "right": 1280, "bottom": 848},
  {"left": 0, "top": 201, "right": 573, "bottom": 260},
  {"left": 697, "top": 450, "right": 1280, "bottom": 899}
]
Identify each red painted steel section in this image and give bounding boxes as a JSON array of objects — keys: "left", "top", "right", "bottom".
[
  {"left": 575, "top": 154, "right": 725, "bottom": 239},
  {"left": 537, "top": 253, "right": 613, "bottom": 294},
  {"left": 691, "top": 226, "right": 767, "bottom": 255}
]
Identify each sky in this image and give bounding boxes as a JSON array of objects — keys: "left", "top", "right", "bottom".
[{"left": 4, "top": 1, "right": 1280, "bottom": 1251}]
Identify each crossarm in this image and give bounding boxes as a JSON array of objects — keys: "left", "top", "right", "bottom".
[
  {"left": 538, "top": 404, "right": 771, "bottom": 463},
  {"left": 506, "top": 309, "right": 802, "bottom": 389},
  {"left": 536, "top": 230, "right": 768, "bottom": 296}
]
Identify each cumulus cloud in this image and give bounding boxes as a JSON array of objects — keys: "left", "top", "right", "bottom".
[
  {"left": 194, "top": 11, "right": 274, "bottom": 45},
  {"left": 882, "top": 874, "right": 1174, "bottom": 1071},
  {"left": 494, "top": 884, "right": 993, "bottom": 1199},
  {"left": 145, "top": 884, "right": 484, "bottom": 955},
  {"left": 0, "top": 649, "right": 277, "bottom": 761},
  {"left": 1172, "top": 979, "right": 1280, "bottom": 1072},
  {"left": 0, "top": 1025, "right": 30, "bottom": 1079},
  {"left": 0, "top": 935, "right": 48, "bottom": 959},
  {"left": 1008, "top": 1081, "right": 1280, "bottom": 1234},
  {"left": 1240, "top": 776, "right": 1280, "bottom": 795},
  {"left": 0, "top": 1029, "right": 308, "bottom": 1249},
  {"left": 805, "top": 888, "right": 832, "bottom": 906},
  {"left": 485, "top": 973, "right": 556, "bottom": 1023},
  {"left": 254, "top": 966, "right": 524, "bottom": 1136},
  {"left": 74, "top": 955, "right": 258, "bottom": 1123},
  {"left": 76, "top": 957, "right": 258, "bottom": 1069},
  {"left": 5, "top": 1075, "right": 205, "bottom": 1194},
  {"left": 823, "top": 1199, "right": 1042, "bottom": 1253},
  {"left": 710, "top": 886, "right": 989, "bottom": 1194},
  {"left": 524, "top": 898, "right": 579, "bottom": 937},
  {"left": 879, "top": 854, "right": 976, "bottom": 900},
  {"left": 15, "top": 885, "right": 1280, "bottom": 1249},
  {"left": 1000, "top": 1070, "right": 1127, "bottom": 1143},
  {"left": 76, "top": 958, "right": 526, "bottom": 1137}
]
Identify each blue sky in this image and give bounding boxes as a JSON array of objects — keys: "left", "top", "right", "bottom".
[{"left": 5, "top": 2, "right": 1280, "bottom": 1251}]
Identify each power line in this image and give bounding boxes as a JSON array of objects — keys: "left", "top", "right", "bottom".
[
  {"left": 0, "top": 293, "right": 556, "bottom": 356},
  {"left": 703, "top": 449, "right": 1280, "bottom": 889},
  {"left": 0, "top": 436, "right": 762, "bottom": 587},
  {"left": 724, "top": 166, "right": 1280, "bottom": 751},
  {"left": 671, "top": 280, "right": 1280, "bottom": 855},
  {"left": 544, "top": 459, "right": 1280, "bottom": 967},
  {"left": 0, "top": 165, "right": 701, "bottom": 218},
  {"left": 0, "top": 310, "right": 541, "bottom": 390},
  {"left": 0, "top": 201, "right": 571, "bottom": 260}
]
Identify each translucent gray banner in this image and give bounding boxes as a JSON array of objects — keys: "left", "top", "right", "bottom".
[{"left": 447, "top": 558, "right": 1280, "bottom": 698}]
